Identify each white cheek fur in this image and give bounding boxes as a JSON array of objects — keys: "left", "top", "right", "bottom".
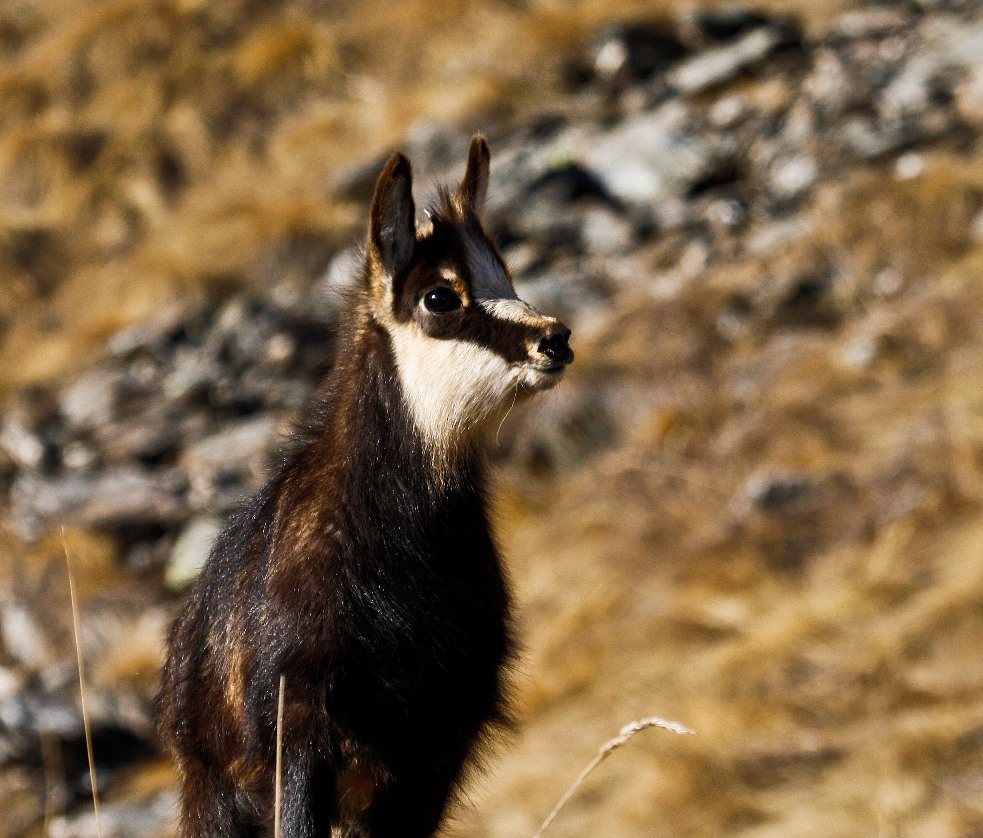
[{"left": 390, "top": 325, "right": 518, "bottom": 456}]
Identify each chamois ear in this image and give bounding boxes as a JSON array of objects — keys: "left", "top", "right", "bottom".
[
  {"left": 368, "top": 152, "right": 416, "bottom": 279},
  {"left": 458, "top": 134, "right": 490, "bottom": 218}
]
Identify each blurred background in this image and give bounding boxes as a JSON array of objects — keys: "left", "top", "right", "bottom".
[{"left": 2, "top": 0, "right": 983, "bottom": 835}]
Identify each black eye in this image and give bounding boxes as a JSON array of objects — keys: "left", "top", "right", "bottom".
[{"left": 423, "top": 288, "right": 462, "bottom": 314}]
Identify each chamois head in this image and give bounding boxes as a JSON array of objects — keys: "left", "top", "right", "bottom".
[{"left": 363, "top": 135, "right": 573, "bottom": 457}]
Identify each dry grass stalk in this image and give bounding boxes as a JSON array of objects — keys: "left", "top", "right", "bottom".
[
  {"left": 40, "top": 731, "right": 63, "bottom": 836},
  {"left": 63, "top": 527, "right": 103, "bottom": 838},
  {"left": 532, "top": 717, "right": 695, "bottom": 838},
  {"left": 274, "top": 673, "right": 286, "bottom": 838}
]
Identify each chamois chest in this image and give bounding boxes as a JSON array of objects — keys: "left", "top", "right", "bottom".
[{"left": 325, "top": 489, "right": 510, "bottom": 718}]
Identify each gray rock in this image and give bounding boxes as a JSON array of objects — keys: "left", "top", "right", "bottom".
[
  {"left": 927, "top": 15, "right": 983, "bottom": 68},
  {"left": 181, "top": 415, "right": 280, "bottom": 508},
  {"left": 0, "top": 690, "right": 80, "bottom": 740},
  {"left": 501, "top": 242, "right": 545, "bottom": 278},
  {"left": 829, "top": 7, "right": 907, "bottom": 39},
  {"left": 0, "top": 668, "right": 21, "bottom": 702},
  {"left": 688, "top": 9, "right": 777, "bottom": 44},
  {"left": 61, "top": 441, "right": 98, "bottom": 471},
  {"left": 93, "top": 407, "right": 206, "bottom": 465},
  {"left": 208, "top": 298, "right": 264, "bottom": 362},
  {"left": 506, "top": 193, "right": 584, "bottom": 252},
  {"left": 0, "top": 601, "right": 56, "bottom": 669},
  {"left": 587, "top": 22, "right": 687, "bottom": 87},
  {"left": 83, "top": 470, "right": 187, "bottom": 530},
  {"left": 580, "top": 103, "right": 718, "bottom": 204},
  {"left": 318, "top": 247, "right": 362, "bottom": 298},
  {"left": 161, "top": 348, "right": 221, "bottom": 405},
  {"left": 670, "top": 26, "right": 787, "bottom": 95},
  {"left": 838, "top": 114, "right": 904, "bottom": 160},
  {"left": 652, "top": 195, "right": 698, "bottom": 231},
  {"left": 580, "top": 207, "right": 634, "bottom": 255},
  {"left": 745, "top": 472, "right": 814, "bottom": 513},
  {"left": 880, "top": 55, "right": 937, "bottom": 121},
  {"left": 181, "top": 415, "right": 279, "bottom": 475},
  {"left": 10, "top": 474, "right": 93, "bottom": 540},
  {"left": 745, "top": 217, "right": 814, "bottom": 257},
  {"left": 894, "top": 151, "right": 926, "bottom": 180},
  {"left": 60, "top": 369, "right": 124, "bottom": 431},
  {"left": 705, "top": 196, "right": 746, "bottom": 230},
  {"left": 515, "top": 265, "right": 607, "bottom": 327},
  {"left": 956, "top": 62, "right": 983, "bottom": 124},
  {"left": 0, "top": 416, "right": 45, "bottom": 471},
  {"left": 708, "top": 93, "right": 748, "bottom": 129},
  {"left": 84, "top": 688, "right": 154, "bottom": 739},
  {"left": 879, "top": 18, "right": 983, "bottom": 127},
  {"left": 327, "top": 149, "right": 389, "bottom": 203},
  {"left": 10, "top": 467, "right": 188, "bottom": 539},
  {"left": 0, "top": 680, "right": 153, "bottom": 791},
  {"left": 261, "top": 333, "right": 296, "bottom": 369},
  {"left": 403, "top": 120, "right": 474, "bottom": 179},
  {"left": 768, "top": 155, "right": 819, "bottom": 201},
  {"left": 165, "top": 516, "right": 223, "bottom": 590},
  {"left": 107, "top": 303, "right": 189, "bottom": 359},
  {"left": 803, "top": 49, "right": 871, "bottom": 119},
  {"left": 48, "top": 791, "right": 179, "bottom": 838}
]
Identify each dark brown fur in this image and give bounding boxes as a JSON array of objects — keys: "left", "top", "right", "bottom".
[{"left": 157, "top": 137, "right": 570, "bottom": 838}]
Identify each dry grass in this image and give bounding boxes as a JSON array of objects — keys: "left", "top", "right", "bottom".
[
  {"left": 532, "top": 717, "right": 694, "bottom": 838},
  {"left": 63, "top": 529, "right": 103, "bottom": 838},
  {"left": 274, "top": 674, "right": 285, "bottom": 838}
]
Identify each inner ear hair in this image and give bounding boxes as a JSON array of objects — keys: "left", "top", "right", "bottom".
[
  {"left": 369, "top": 152, "right": 416, "bottom": 279},
  {"left": 459, "top": 135, "right": 490, "bottom": 219}
]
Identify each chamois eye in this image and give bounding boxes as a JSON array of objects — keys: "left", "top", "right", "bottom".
[{"left": 423, "top": 288, "right": 462, "bottom": 314}]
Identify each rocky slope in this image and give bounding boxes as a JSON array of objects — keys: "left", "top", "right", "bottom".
[{"left": 4, "top": 1, "right": 983, "bottom": 836}]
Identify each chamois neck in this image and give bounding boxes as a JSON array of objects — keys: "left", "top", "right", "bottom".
[{"left": 318, "top": 306, "right": 488, "bottom": 497}]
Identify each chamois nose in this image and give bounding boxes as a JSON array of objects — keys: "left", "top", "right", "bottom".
[{"left": 537, "top": 326, "right": 573, "bottom": 365}]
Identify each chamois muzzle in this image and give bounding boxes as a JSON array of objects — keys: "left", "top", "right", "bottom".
[{"left": 536, "top": 324, "right": 574, "bottom": 367}]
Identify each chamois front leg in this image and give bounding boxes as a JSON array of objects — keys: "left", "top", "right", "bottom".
[
  {"left": 256, "top": 687, "right": 339, "bottom": 838},
  {"left": 244, "top": 657, "right": 336, "bottom": 838},
  {"left": 178, "top": 759, "right": 254, "bottom": 838},
  {"left": 366, "top": 751, "right": 470, "bottom": 838},
  {"left": 275, "top": 740, "right": 337, "bottom": 838}
]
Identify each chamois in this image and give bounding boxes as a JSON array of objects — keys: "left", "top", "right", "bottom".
[{"left": 157, "top": 135, "right": 573, "bottom": 838}]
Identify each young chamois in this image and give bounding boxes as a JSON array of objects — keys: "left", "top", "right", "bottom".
[{"left": 157, "top": 136, "right": 573, "bottom": 838}]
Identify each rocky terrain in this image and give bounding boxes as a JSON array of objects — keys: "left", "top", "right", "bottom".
[{"left": 4, "top": 1, "right": 983, "bottom": 836}]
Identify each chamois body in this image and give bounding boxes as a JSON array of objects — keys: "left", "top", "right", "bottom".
[{"left": 158, "top": 137, "right": 573, "bottom": 838}]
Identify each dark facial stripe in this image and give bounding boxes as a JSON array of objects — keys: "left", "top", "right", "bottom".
[{"left": 385, "top": 212, "right": 551, "bottom": 362}]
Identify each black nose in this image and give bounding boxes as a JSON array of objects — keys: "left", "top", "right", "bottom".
[{"left": 537, "top": 327, "right": 573, "bottom": 364}]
